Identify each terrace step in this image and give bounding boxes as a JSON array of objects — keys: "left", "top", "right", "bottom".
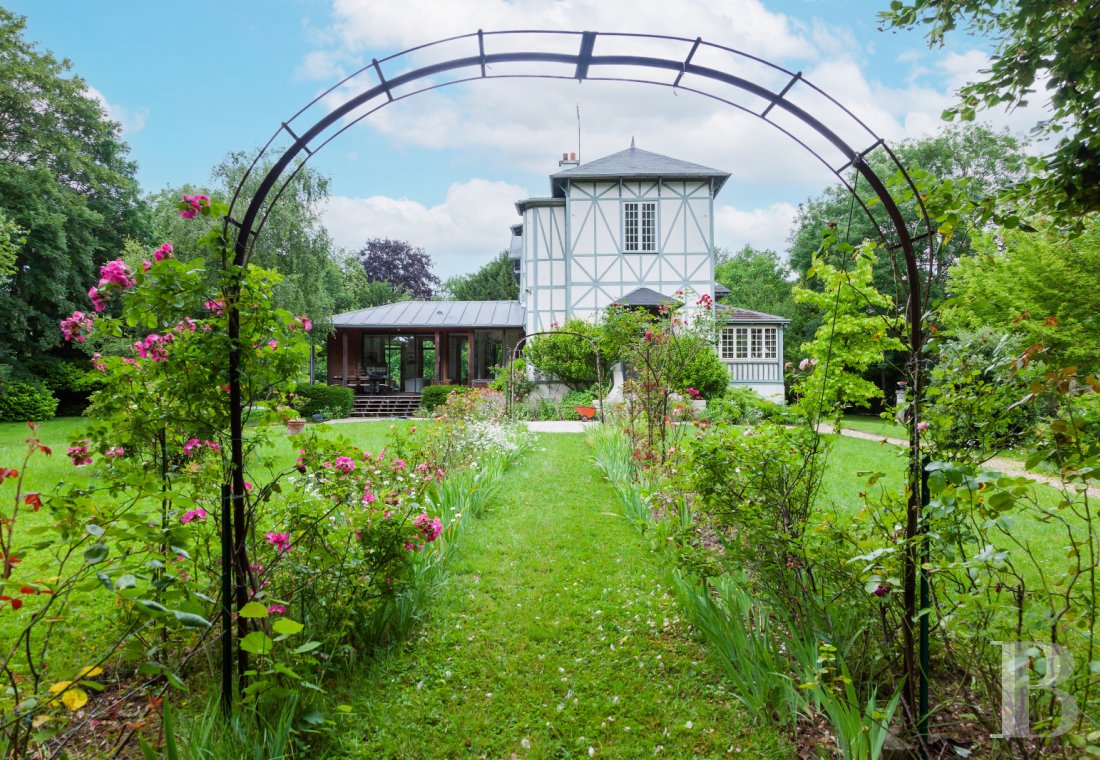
[{"left": 350, "top": 393, "right": 421, "bottom": 418}]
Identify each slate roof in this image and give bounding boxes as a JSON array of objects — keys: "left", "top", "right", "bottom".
[
  {"left": 332, "top": 301, "right": 525, "bottom": 329},
  {"left": 617, "top": 287, "right": 677, "bottom": 307},
  {"left": 717, "top": 304, "right": 790, "bottom": 324},
  {"left": 714, "top": 283, "right": 731, "bottom": 297},
  {"left": 552, "top": 144, "right": 730, "bottom": 195}
]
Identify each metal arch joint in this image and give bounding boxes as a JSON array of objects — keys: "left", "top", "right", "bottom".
[
  {"left": 672, "top": 37, "right": 702, "bottom": 88},
  {"left": 760, "top": 70, "right": 802, "bottom": 118},
  {"left": 372, "top": 58, "right": 394, "bottom": 101},
  {"left": 280, "top": 122, "right": 312, "bottom": 156},
  {"left": 575, "top": 31, "right": 597, "bottom": 81},
  {"left": 478, "top": 29, "right": 487, "bottom": 77}
]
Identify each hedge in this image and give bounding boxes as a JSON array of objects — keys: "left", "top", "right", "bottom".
[
  {"left": 420, "top": 384, "right": 471, "bottom": 412},
  {"left": 292, "top": 384, "right": 355, "bottom": 420},
  {"left": 0, "top": 382, "right": 59, "bottom": 422}
]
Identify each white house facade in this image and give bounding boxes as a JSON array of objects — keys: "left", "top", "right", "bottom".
[{"left": 509, "top": 142, "right": 788, "bottom": 402}]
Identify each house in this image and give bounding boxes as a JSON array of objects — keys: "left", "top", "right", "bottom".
[{"left": 328, "top": 143, "right": 788, "bottom": 414}]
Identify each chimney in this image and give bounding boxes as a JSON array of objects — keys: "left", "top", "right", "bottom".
[{"left": 558, "top": 150, "right": 579, "bottom": 168}]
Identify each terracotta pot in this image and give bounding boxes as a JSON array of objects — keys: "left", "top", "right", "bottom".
[
  {"left": 573, "top": 405, "right": 597, "bottom": 420},
  {"left": 287, "top": 419, "right": 306, "bottom": 435}
]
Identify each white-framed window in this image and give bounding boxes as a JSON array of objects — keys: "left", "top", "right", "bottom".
[
  {"left": 720, "top": 325, "right": 778, "bottom": 360},
  {"left": 623, "top": 201, "right": 656, "bottom": 252}
]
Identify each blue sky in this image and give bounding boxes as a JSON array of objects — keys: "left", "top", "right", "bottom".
[{"left": 8, "top": 1, "right": 1031, "bottom": 278}]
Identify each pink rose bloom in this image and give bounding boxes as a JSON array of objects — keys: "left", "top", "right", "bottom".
[
  {"left": 266, "top": 340, "right": 278, "bottom": 349},
  {"left": 916, "top": 421, "right": 930, "bottom": 432},
  {"left": 183, "top": 438, "right": 202, "bottom": 456},
  {"left": 265, "top": 531, "right": 291, "bottom": 553},
  {"left": 334, "top": 456, "right": 356, "bottom": 474},
  {"left": 203, "top": 299, "right": 225, "bottom": 315},
  {"left": 204, "top": 440, "right": 220, "bottom": 452},
  {"left": 60, "top": 311, "right": 94, "bottom": 343},
  {"left": 67, "top": 441, "right": 92, "bottom": 467},
  {"left": 267, "top": 604, "right": 286, "bottom": 615},
  {"left": 105, "top": 447, "right": 125, "bottom": 457},
  {"left": 154, "top": 243, "right": 173, "bottom": 261},
  {"left": 413, "top": 513, "right": 443, "bottom": 543},
  {"left": 99, "top": 259, "right": 135, "bottom": 289},
  {"left": 181, "top": 508, "right": 207, "bottom": 524},
  {"left": 391, "top": 459, "right": 407, "bottom": 471},
  {"left": 88, "top": 286, "right": 106, "bottom": 312},
  {"left": 362, "top": 489, "right": 376, "bottom": 504}
]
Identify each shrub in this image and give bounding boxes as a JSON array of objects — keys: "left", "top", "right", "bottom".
[
  {"left": 420, "top": 384, "right": 471, "bottom": 412},
  {"left": 291, "top": 384, "right": 354, "bottom": 419},
  {"left": 489, "top": 356, "right": 535, "bottom": 398},
  {"left": 561, "top": 389, "right": 596, "bottom": 408},
  {"left": 41, "top": 360, "right": 103, "bottom": 416},
  {"left": 667, "top": 335, "right": 730, "bottom": 400},
  {"left": 0, "top": 382, "right": 58, "bottom": 422},
  {"left": 703, "top": 386, "right": 784, "bottom": 425}
]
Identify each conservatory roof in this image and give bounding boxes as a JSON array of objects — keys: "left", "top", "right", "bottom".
[
  {"left": 717, "top": 305, "right": 790, "bottom": 324},
  {"left": 332, "top": 300, "right": 525, "bottom": 329}
]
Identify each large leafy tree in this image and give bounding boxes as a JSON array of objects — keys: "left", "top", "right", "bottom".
[
  {"left": 943, "top": 218, "right": 1100, "bottom": 375},
  {"left": 0, "top": 9, "right": 148, "bottom": 373},
  {"left": 356, "top": 238, "right": 439, "bottom": 300},
  {"left": 442, "top": 250, "right": 519, "bottom": 301},
  {"left": 148, "top": 152, "right": 346, "bottom": 334},
  {"left": 880, "top": 0, "right": 1100, "bottom": 222},
  {"left": 787, "top": 124, "right": 1026, "bottom": 306}
]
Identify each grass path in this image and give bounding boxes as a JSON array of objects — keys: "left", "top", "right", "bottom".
[{"left": 333, "top": 434, "right": 788, "bottom": 759}]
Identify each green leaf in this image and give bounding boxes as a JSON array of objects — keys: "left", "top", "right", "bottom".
[
  {"left": 172, "top": 611, "right": 211, "bottom": 629},
  {"left": 83, "top": 544, "right": 109, "bottom": 564},
  {"left": 272, "top": 618, "right": 304, "bottom": 636},
  {"left": 115, "top": 574, "right": 137, "bottom": 590},
  {"left": 292, "top": 641, "right": 322, "bottom": 654},
  {"left": 239, "top": 631, "right": 274, "bottom": 656},
  {"left": 238, "top": 601, "right": 268, "bottom": 619},
  {"left": 85, "top": 523, "right": 105, "bottom": 537}
]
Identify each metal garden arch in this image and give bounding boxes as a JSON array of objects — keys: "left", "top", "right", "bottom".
[{"left": 220, "top": 29, "right": 937, "bottom": 744}]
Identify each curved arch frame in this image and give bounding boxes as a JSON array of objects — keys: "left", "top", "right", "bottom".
[{"left": 220, "top": 29, "right": 934, "bottom": 737}]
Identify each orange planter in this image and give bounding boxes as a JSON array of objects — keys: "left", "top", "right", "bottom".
[{"left": 287, "top": 419, "right": 306, "bottom": 435}]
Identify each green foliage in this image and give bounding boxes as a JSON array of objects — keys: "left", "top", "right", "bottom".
[
  {"left": 0, "top": 382, "right": 58, "bottom": 422},
  {"left": 792, "top": 241, "right": 904, "bottom": 416},
  {"left": 0, "top": 210, "right": 23, "bottom": 287},
  {"left": 923, "top": 328, "right": 1045, "bottom": 461},
  {"left": 943, "top": 219, "right": 1100, "bottom": 375},
  {"left": 786, "top": 124, "right": 1027, "bottom": 327},
  {"left": 880, "top": 1, "right": 1100, "bottom": 221},
  {"left": 668, "top": 334, "right": 729, "bottom": 400},
  {"left": 488, "top": 355, "right": 534, "bottom": 399},
  {"left": 702, "top": 386, "right": 784, "bottom": 426},
  {"left": 419, "top": 384, "right": 470, "bottom": 412},
  {"left": 561, "top": 389, "right": 595, "bottom": 408},
  {"left": 291, "top": 384, "right": 354, "bottom": 420},
  {"left": 0, "top": 9, "right": 149, "bottom": 371},
  {"left": 523, "top": 318, "right": 602, "bottom": 391},
  {"left": 442, "top": 250, "right": 519, "bottom": 301}
]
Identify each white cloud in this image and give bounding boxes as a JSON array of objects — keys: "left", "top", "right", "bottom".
[
  {"left": 322, "top": 178, "right": 529, "bottom": 278},
  {"left": 85, "top": 85, "right": 148, "bottom": 135},
  {"left": 714, "top": 202, "right": 798, "bottom": 255}
]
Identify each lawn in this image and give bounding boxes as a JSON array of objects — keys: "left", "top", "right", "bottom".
[
  {"left": 839, "top": 413, "right": 907, "bottom": 440},
  {"left": 0, "top": 418, "right": 414, "bottom": 681},
  {"left": 333, "top": 433, "right": 789, "bottom": 758}
]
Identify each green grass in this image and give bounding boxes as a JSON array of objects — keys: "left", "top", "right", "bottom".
[
  {"left": 0, "top": 417, "right": 414, "bottom": 682},
  {"left": 839, "top": 414, "right": 907, "bottom": 440},
  {"left": 332, "top": 434, "right": 789, "bottom": 758}
]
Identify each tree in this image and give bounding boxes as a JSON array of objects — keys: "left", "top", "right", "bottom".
[
  {"left": 0, "top": 9, "right": 148, "bottom": 374},
  {"left": 332, "top": 252, "right": 408, "bottom": 313},
  {"left": 791, "top": 241, "right": 905, "bottom": 416},
  {"left": 0, "top": 210, "right": 23, "bottom": 287},
  {"left": 148, "top": 152, "right": 345, "bottom": 335},
  {"left": 880, "top": 1, "right": 1100, "bottom": 221},
  {"left": 442, "top": 250, "right": 519, "bottom": 301},
  {"left": 356, "top": 238, "right": 439, "bottom": 300},
  {"left": 942, "top": 218, "right": 1100, "bottom": 375},
  {"left": 787, "top": 124, "right": 1027, "bottom": 305}
]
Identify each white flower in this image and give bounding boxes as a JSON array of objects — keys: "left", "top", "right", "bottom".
[{"left": 684, "top": 720, "right": 693, "bottom": 729}]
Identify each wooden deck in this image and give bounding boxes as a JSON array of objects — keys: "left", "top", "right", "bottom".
[{"left": 351, "top": 393, "right": 421, "bottom": 419}]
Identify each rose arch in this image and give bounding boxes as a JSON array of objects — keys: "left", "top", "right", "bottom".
[{"left": 220, "top": 29, "right": 936, "bottom": 729}]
